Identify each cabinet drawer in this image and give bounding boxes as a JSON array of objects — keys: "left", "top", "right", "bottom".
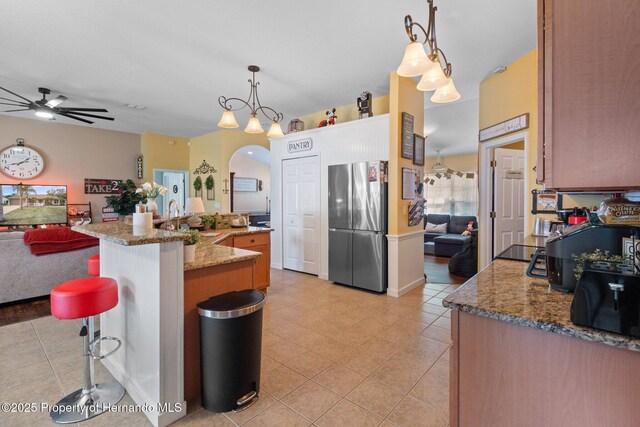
[{"left": 234, "top": 232, "right": 270, "bottom": 248}]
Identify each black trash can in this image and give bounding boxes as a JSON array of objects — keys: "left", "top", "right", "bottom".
[{"left": 198, "top": 289, "right": 266, "bottom": 412}]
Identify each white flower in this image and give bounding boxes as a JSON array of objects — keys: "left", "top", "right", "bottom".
[{"left": 135, "top": 188, "right": 143, "bottom": 194}]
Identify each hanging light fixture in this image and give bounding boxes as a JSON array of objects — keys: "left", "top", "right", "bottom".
[
  {"left": 218, "top": 65, "right": 285, "bottom": 137},
  {"left": 432, "top": 150, "right": 448, "bottom": 172},
  {"left": 397, "top": 0, "right": 461, "bottom": 102}
]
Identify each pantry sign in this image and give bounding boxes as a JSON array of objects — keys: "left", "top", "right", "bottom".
[{"left": 287, "top": 138, "right": 313, "bottom": 154}]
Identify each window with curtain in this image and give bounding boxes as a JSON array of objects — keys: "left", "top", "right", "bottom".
[{"left": 424, "top": 172, "right": 478, "bottom": 216}]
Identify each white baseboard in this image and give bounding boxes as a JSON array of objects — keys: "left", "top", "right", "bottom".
[{"left": 387, "top": 275, "right": 426, "bottom": 297}]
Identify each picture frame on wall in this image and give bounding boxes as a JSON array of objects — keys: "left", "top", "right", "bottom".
[
  {"left": 413, "top": 134, "right": 425, "bottom": 166},
  {"left": 401, "top": 112, "right": 414, "bottom": 160}
]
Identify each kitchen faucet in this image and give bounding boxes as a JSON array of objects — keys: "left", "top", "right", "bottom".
[{"left": 166, "top": 199, "right": 181, "bottom": 231}]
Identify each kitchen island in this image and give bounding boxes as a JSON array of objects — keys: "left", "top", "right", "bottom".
[
  {"left": 72, "top": 223, "right": 269, "bottom": 426},
  {"left": 444, "top": 258, "right": 640, "bottom": 427}
]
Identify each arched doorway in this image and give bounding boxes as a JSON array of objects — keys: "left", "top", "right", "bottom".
[{"left": 228, "top": 145, "right": 271, "bottom": 225}]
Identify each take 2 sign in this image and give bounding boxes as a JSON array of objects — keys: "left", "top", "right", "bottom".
[{"left": 84, "top": 178, "right": 123, "bottom": 194}]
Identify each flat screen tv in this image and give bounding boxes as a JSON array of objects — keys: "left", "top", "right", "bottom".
[{"left": 0, "top": 184, "right": 68, "bottom": 226}]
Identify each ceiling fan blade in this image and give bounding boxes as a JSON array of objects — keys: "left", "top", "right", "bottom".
[
  {"left": 0, "top": 96, "right": 30, "bottom": 106},
  {"left": 0, "top": 101, "right": 30, "bottom": 107},
  {"left": 45, "top": 95, "right": 68, "bottom": 108},
  {"left": 59, "top": 107, "right": 109, "bottom": 113},
  {"left": 59, "top": 111, "right": 114, "bottom": 121},
  {"left": 1, "top": 108, "right": 31, "bottom": 112},
  {"left": 0, "top": 87, "right": 34, "bottom": 104},
  {"left": 56, "top": 112, "right": 94, "bottom": 124}
]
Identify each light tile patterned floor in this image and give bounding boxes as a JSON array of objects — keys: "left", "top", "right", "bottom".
[{"left": 0, "top": 269, "right": 457, "bottom": 426}]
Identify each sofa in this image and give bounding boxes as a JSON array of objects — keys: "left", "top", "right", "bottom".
[
  {"left": 423, "top": 214, "right": 478, "bottom": 257},
  {"left": 0, "top": 231, "right": 99, "bottom": 304}
]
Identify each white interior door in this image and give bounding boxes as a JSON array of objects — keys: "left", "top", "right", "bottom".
[
  {"left": 162, "top": 172, "right": 186, "bottom": 216},
  {"left": 283, "top": 156, "right": 320, "bottom": 274},
  {"left": 493, "top": 148, "right": 525, "bottom": 257}
]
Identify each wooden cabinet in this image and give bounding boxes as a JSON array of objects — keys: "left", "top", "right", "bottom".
[
  {"left": 233, "top": 232, "right": 270, "bottom": 290},
  {"left": 537, "top": 0, "right": 640, "bottom": 190}
]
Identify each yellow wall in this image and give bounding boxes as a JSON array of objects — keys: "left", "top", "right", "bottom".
[
  {"left": 479, "top": 49, "right": 540, "bottom": 231},
  {"left": 425, "top": 153, "right": 478, "bottom": 172},
  {"left": 189, "top": 130, "right": 269, "bottom": 213},
  {"left": 388, "top": 73, "right": 424, "bottom": 236},
  {"left": 141, "top": 133, "right": 190, "bottom": 181},
  {"left": 296, "top": 95, "right": 390, "bottom": 132}
]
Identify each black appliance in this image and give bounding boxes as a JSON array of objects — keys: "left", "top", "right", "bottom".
[
  {"left": 544, "top": 223, "right": 635, "bottom": 292},
  {"left": 571, "top": 260, "right": 640, "bottom": 338}
]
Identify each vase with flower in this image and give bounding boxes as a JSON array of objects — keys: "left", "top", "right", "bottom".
[{"left": 135, "top": 182, "right": 169, "bottom": 218}]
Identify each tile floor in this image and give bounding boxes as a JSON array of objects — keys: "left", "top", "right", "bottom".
[{"left": 0, "top": 269, "right": 457, "bottom": 426}]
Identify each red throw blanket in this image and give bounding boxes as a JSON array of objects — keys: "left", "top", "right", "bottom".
[{"left": 23, "top": 227, "right": 99, "bottom": 256}]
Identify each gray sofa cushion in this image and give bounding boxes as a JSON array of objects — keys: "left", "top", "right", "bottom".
[
  {"left": 433, "top": 234, "right": 472, "bottom": 245},
  {"left": 0, "top": 231, "right": 99, "bottom": 304}
]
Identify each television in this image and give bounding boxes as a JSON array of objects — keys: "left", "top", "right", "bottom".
[{"left": 0, "top": 184, "right": 68, "bottom": 226}]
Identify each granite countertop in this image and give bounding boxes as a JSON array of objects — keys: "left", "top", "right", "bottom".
[
  {"left": 184, "top": 237, "right": 261, "bottom": 271},
  {"left": 521, "top": 234, "right": 548, "bottom": 247},
  {"left": 443, "top": 258, "right": 640, "bottom": 352},
  {"left": 73, "top": 222, "right": 188, "bottom": 246},
  {"left": 201, "top": 226, "right": 272, "bottom": 244}
]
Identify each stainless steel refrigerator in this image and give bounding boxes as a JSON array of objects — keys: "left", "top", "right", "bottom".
[{"left": 328, "top": 161, "right": 388, "bottom": 292}]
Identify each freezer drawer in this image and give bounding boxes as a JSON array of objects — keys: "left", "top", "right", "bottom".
[
  {"left": 328, "top": 229, "right": 353, "bottom": 286},
  {"left": 353, "top": 231, "right": 386, "bottom": 292}
]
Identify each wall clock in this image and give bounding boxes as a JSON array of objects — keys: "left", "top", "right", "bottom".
[{"left": 0, "top": 139, "right": 45, "bottom": 179}]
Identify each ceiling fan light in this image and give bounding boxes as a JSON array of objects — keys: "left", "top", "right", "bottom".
[
  {"left": 45, "top": 95, "right": 67, "bottom": 108},
  {"left": 218, "top": 109, "right": 239, "bottom": 128},
  {"left": 244, "top": 115, "right": 264, "bottom": 134},
  {"left": 35, "top": 108, "right": 54, "bottom": 119},
  {"left": 397, "top": 41, "right": 433, "bottom": 77},
  {"left": 267, "top": 121, "right": 285, "bottom": 138},
  {"left": 417, "top": 59, "right": 448, "bottom": 91},
  {"left": 430, "top": 78, "right": 461, "bottom": 103}
]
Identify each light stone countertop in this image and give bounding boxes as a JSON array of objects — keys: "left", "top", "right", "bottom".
[
  {"left": 443, "top": 258, "right": 640, "bottom": 352},
  {"left": 184, "top": 237, "right": 261, "bottom": 271},
  {"left": 73, "top": 221, "right": 189, "bottom": 246}
]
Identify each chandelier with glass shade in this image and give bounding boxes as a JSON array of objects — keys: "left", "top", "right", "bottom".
[
  {"left": 397, "top": 0, "right": 461, "bottom": 103},
  {"left": 217, "top": 65, "right": 285, "bottom": 138}
]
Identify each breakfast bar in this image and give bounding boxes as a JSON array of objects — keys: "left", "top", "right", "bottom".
[
  {"left": 444, "top": 258, "right": 640, "bottom": 427},
  {"left": 72, "top": 223, "right": 269, "bottom": 426}
]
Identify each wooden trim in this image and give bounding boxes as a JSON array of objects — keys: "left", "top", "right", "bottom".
[
  {"left": 450, "top": 310, "right": 460, "bottom": 427},
  {"left": 542, "top": 0, "right": 553, "bottom": 187},
  {"left": 536, "top": 0, "right": 545, "bottom": 183}
]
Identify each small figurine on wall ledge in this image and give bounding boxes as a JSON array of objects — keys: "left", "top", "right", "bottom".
[
  {"left": 357, "top": 91, "right": 372, "bottom": 119},
  {"left": 318, "top": 108, "right": 337, "bottom": 127}
]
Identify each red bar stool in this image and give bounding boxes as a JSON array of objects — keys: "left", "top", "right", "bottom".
[
  {"left": 87, "top": 254, "right": 100, "bottom": 277},
  {"left": 49, "top": 277, "right": 124, "bottom": 423}
]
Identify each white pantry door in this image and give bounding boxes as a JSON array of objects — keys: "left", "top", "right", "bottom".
[
  {"left": 282, "top": 156, "right": 320, "bottom": 275},
  {"left": 493, "top": 148, "right": 525, "bottom": 257}
]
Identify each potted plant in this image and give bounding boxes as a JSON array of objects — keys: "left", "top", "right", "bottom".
[
  {"left": 105, "top": 179, "right": 146, "bottom": 218},
  {"left": 181, "top": 229, "right": 201, "bottom": 263},
  {"left": 201, "top": 215, "right": 215, "bottom": 231}
]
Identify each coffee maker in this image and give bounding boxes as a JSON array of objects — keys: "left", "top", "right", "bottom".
[{"left": 544, "top": 223, "right": 635, "bottom": 292}]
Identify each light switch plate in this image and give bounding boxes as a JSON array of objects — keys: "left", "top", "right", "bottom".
[
  {"left": 403, "top": 204, "right": 408, "bottom": 214},
  {"left": 214, "top": 202, "right": 221, "bottom": 208}
]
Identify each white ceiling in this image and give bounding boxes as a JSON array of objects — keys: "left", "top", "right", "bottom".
[
  {"left": 0, "top": 0, "right": 536, "bottom": 143},
  {"left": 424, "top": 98, "right": 479, "bottom": 157},
  {"left": 231, "top": 145, "right": 271, "bottom": 165}
]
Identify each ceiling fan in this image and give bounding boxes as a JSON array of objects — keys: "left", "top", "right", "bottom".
[{"left": 0, "top": 86, "right": 114, "bottom": 124}]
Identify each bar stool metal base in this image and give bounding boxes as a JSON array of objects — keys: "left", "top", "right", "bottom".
[{"left": 50, "top": 382, "right": 125, "bottom": 424}]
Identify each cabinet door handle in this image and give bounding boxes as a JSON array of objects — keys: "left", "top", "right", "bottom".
[{"left": 251, "top": 239, "right": 255, "bottom": 243}]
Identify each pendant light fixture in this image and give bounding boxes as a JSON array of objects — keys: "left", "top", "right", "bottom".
[
  {"left": 397, "top": 0, "right": 461, "bottom": 102},
  {"left": 218, "top": 65, "right": 285, "bottom": 138}
]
